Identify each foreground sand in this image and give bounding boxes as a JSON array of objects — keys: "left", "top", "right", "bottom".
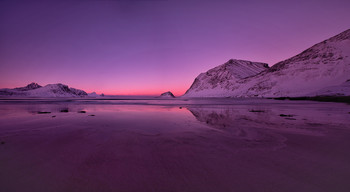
[{"left": 0, "top": 99, "right": 350, "bottom": 192}]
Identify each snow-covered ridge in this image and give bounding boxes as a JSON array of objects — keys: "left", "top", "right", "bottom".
[
  {"left": 0, "top": 83, "right": 88, "bottom": 97},
  {"left": 184, "top": 29, "right": 350, "bottom": 97},
  {"left": 14, "top": 82, "right": 42, "bottom": 91}
]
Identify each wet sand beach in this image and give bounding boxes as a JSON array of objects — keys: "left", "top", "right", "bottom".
[{"left": 0, "top": 98, "right": 350, "bottom": 192}]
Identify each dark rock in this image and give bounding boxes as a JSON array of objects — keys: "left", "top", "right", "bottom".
[
  {"left": 1, "top": 141, "right": 5, "bottom": 145},
  {"left": 88, "top": 114, "right": 95, "bottom": 116},
  {"left": 280, "top": 114, "right": 294, "bottom": 117},
  {"left": 52, "top": 116, "right": 56, "bottom": 118},
  {"left": 37, "top": 111, "right": 51, "bottom": 114},
  {"left": 60, "top": 109, "right": 69, "bottom": 113},
  {"left": 78, "top": 111, "right": 86, "bottom": 113},
  {"left": 249, "top": 110, "right": 265, "bottom": 113},
  {"left": 160, "top": 91, "right": 175, "bottom": 98}
]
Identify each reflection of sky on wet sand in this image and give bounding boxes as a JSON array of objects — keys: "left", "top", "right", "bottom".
[
  {"left": 1, "top": 99, "right": 350, "bottom": 191},
  {"left": 1, "top": 99, "right": 349, "bottom": 136}
]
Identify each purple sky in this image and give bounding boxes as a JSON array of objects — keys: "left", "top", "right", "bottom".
[{"left": 1, "top": 0, "right": 349, "bottom": 95}]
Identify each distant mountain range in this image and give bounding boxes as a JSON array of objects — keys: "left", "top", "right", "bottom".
[
  {"left": 0, "top": 83, "right": 87, "bottom": 97},
  {"left": 184, "top": 29, "right": 350, "bottom": 97}
]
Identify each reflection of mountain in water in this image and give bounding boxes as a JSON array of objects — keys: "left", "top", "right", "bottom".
[
  {"left": 190, "top": 108, "right": 233, "bottom": 128},
  {"left": 186, "top": 104, "right": 345, "bottom": 146},
  {"left": 187, "top": 107, "right": 285, "bottom": 145},
  {"left": 188, "top": 107, "right": 277, "bottom": 130},
  {"left": 187, "top": 104, "right": 345, "bottom": 136}
]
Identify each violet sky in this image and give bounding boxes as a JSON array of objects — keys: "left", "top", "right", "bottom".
[{"left": 1, "top": 0, "right": 349, "bottom": 95}]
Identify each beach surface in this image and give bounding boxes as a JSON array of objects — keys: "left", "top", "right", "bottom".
[{"left": 0, "top": 98, "right": 350, "bottom": 192}]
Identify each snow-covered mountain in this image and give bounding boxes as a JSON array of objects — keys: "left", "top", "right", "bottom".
[
  {"left": 159, "top": 91, "right": 175, "bottom": 98},
  {"left": 0, "top": 83, "right": 88, "bottom": 97},
  {"left": 184, "top": 59, "right": 269, "bottom": 97},
  {"left": 184, "top": 29, "right": 350, "bottom": 97}
]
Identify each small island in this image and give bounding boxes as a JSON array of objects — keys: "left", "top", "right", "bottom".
[{"left": 159, "top": 91, "right": 175, "bottom": 98}]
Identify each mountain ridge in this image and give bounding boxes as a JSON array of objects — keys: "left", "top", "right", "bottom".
[{"left": 0, "top": 83, "right": 88, "bottom": 97}]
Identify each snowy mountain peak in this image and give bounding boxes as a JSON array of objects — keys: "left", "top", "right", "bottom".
[
  {"left": 269, "top": 29, "right": 350, "bottom": 73},
  {"left": 184, "top": 59, "right": 269, "bottom": 97}
]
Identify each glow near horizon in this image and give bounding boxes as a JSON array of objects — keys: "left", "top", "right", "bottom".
[{"left": 0, "top": 0, "right": 350, "bottom": 96}]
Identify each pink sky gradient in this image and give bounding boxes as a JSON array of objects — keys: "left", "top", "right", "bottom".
[{"left": 1, "top": 0, "right": 349, "bottom": 96}]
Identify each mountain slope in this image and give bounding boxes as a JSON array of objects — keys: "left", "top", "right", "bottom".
[
  {"left": 0, "top": 83, "right": 88, "bottom": 97},
  {"left": 184, "top": 59, "right": 269, "bottom": 97},
  {"left": 184, "top": 29, "right": 350, "bottom": 97}
]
